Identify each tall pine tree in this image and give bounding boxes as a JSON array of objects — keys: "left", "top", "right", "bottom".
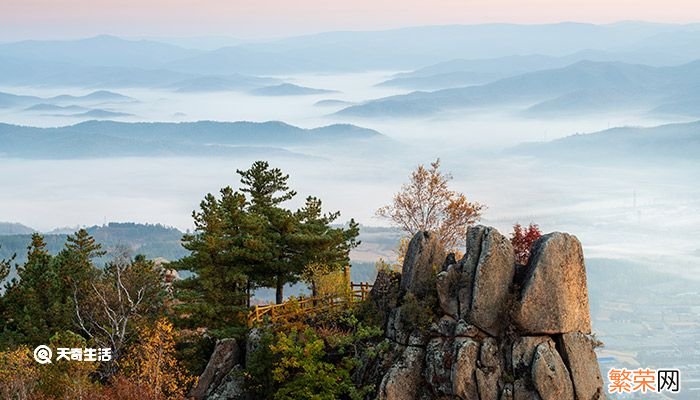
[
  {"left": 176, "top": 188, "right": 254, "bottom": 338},
  {"left": 176, "top": 160, "right": 361, "bottom": 339},
  {"left": 237, "top": 161, "right": 301, "bottom": 304}
]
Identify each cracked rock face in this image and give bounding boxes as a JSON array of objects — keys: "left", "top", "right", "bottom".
[
  {"left": 436, "top": 226, "right": 515, "bottom": 336},
  {"left": 189, "top": 338, "right": 242, "bottom": 400},
  {"left": 400, "top": 231, "right": 446, "bottom": 298},
  {"left": 378, "top": 345, "right": 426, "bottom": 400},
  {"left": 558, "top": 332, "right": 604, "bottom": 400},
  {"left": 452, "top": 338, "right": 480, "bottom": 400},
  {"left": 477, "top": 338, "right": 502, "bottom": 400},
  {"left": 531, "top": 340, "right": 574, "bottom": 400},
  {"left": 372, "top": 226, "right": 603, "bottom": 400},
  {"left": 468, "top": 226, "right": 516, "bottom": 337},
  {"left": 513, "top": 232, "right": 592, "bottom": 335}
]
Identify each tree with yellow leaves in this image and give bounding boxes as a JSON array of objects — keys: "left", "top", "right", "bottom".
[
  {"left": 118, "top": 318, "right": 196, "bottom": 400},
  {"left": 0, "top": 346, "right": 39, "bottom": 400},
  {"left": 377, "top": 159, "right": 484, "bottom": 251}
]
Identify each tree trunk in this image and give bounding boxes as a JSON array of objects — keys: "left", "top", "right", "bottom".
[
  {"left": 276, "top": 277, "right": 284, "bottom": 304},
  {"left": 246, "top": 279, "right": 251, "bottom": 308}
]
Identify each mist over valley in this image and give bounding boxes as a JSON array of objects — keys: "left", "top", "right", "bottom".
[{"left": 1, "top": 22, "right": 700, "bottom": 396}]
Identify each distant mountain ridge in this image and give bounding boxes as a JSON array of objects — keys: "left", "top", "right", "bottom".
[
  {"left": 3, "top": 23, "right": 700, "bottom": 89},
  {"left": 0, "top": 35, "right": 199, "bottom": 69},
  {"left": 24, "top": 104, "right": 88, "bottom": 112},
  {"left": 339, "top": 60, "right": 700, "bottom": 118},
  {"left": 376, "top": 51, "right": 644, "bottom": 90},
  {"left": 251, "top": 83, "right": 337, "bottom": 96},
  {"left": 49, "top": 90, "right": 133, "bottom": 103},
  {"left": 3, "top": 22, "right": 698, "bottom": 79},
  {"left": 0, "top": 89, "right": 132, "bottom": 109},
  {"left": 63, "top": 109, "right": 134, "bottom": 119},
  {"left": 169, "top": 74, "right": 279, "bottom": 92},
  {"left": 166, "top": 22, "right": 700, "bottom": 74},
  {"left": 0, "top": 120, "right": 387, "bottom": 159},
  {"left": 510, "top": 120, "right": 700, "bottom": 162},
  {"left": 0, "top": 222, "right": 35, "bottom": 235}
]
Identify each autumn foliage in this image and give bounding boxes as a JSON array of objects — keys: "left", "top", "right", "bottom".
[
  {"left": 510, "top": 223, "right": 543, "bottom": 265},
  {"left": 0, "top": 346, "right": 39, "bottom": 400},
  {"left": 118, "top": 318, "right": 196, "bottom": 400},
  {"left": 0, "top": 320, "right": 194, "bottom": 400},
  {"left": 377, "top": 159, "right": 484, "bottom": 251},
  {"left": 0, "top": 228, "right": 196, "bottom": 400}
]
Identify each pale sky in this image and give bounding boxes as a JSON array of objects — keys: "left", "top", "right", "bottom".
[{"left": 1, "top": 0, "right": 699, "bottom": 40}]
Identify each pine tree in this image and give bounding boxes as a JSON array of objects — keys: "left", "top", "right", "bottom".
[
  {"left": 0, "top": 231, "right": 104, "bottom": 347},
  {"left": 295, "top": 196, "right": 360, "bottom": 297},
  {"left": 176, "top": 160, "right": 362, "bottom": 342},
  {"left": 65, "top": 228, "right": 107, "bottom": 261},
  {"left": 236, "top": 164, "right": 360, "bottom": 304},
  {"left": 0, "top": 234, "right": 61, "bottom": 346},
  {"left": 237, "top": 161, "right": 301, "bottom": 304},
  {"left": 238, "top": 161, "right": 296, "bottom": 210},
  {"left": 176, "top": 188, "right": 253, "bottom": 338},
  {"left": 27, "top": 233, "right": 49, "bottom": 261}
]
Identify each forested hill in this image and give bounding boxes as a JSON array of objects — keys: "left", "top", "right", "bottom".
[{"left": 0, "top": 222, "right": 188, "bottom": 267}]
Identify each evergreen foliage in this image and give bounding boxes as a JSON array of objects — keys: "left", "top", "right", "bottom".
[
  {"left": 0, "top": 233, "right": 88, "bottom": 347},
  {"left": 175, "top": 161, "right": 360, "bottom": 338},
  {"left": 0, "top": 160, "right": 374, "bottom": 399},
  {"left": 0, "top": 248, "right": 13, "bottom": 285}
]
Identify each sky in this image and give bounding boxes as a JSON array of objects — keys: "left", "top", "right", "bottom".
[{"left": 1, "top": 0, "right": 700, "bottom": 40}]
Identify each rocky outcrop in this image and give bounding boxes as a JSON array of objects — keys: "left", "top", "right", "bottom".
[
  {"left": 371, "top": 269, "right": 402, "bottom": 328},
  {"left": 206, "top": 365, "right": 245, "bottom": 400},
  {"left": 476, "top": 338, "right": 502, "bottom": 400},
  {"left": 531, "top": 340, "right": 574, "bottom": 400},
  {"left": 468, "top": 226, "right": 515, "bottom": 336},
  {"left": 371, "top": 226, "right": 603, "bottom": 400},
  {"left": 192, "top": 225, "right": 602, "bottom": 400},
  {"left": 451, "top": 338, "right": 480, "bottom": 399},
  {"left": 189, "top": 338, "right": 243, "bottom": 400},
  {"left": 378, "top": 345, "right": 425, "bottom": 400},
  {"left": 513, "top": 233, "right": 591, "bottom": 335},
  {"left": 558, "top": 333, "right": 604, "bottom": 400},
  {"left": 436, "top": 226, "right": 515, "bottom": 336},
  {"left": 400, "top": 231, "right": 446, "bottom": 297}
]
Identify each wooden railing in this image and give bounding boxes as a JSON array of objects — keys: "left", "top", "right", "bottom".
[
  {"left": 351, "top": 281, "right": 372, "bottom": 302},
  {"left": 247, "top": 281, "right": 373, "bottom": 327}
]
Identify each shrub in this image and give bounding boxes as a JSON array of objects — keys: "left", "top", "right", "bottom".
[
  {"left": 0, "top": 346, "right": 39, "bottom": 400},
  {"left": 400, "top": 283, "right": 440, "bottom": 332},
  {"left": 270, "top": 328, "right": 362, "bottom": 400},
  {"left": 245, "top": 321, "right": 375, "bottom": 400},
  {"left": 510, "top": 223, "right": 542, "bottom": 265}
]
